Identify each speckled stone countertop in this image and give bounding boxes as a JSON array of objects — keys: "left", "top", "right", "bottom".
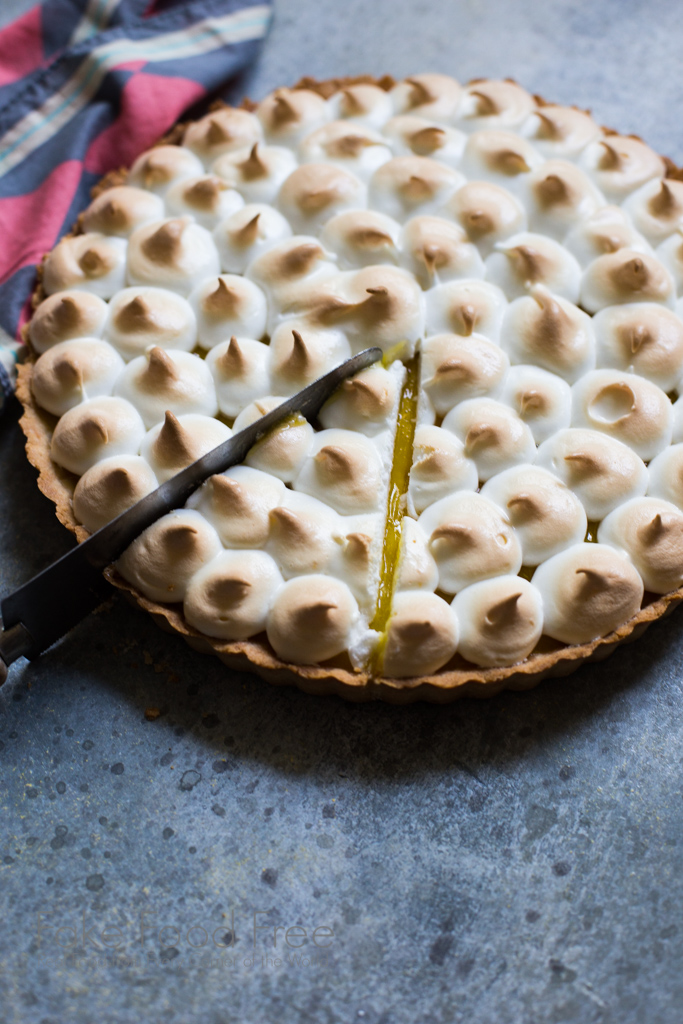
[{"left": 2, "top": 2, "right": 683, "bottom": 1021}]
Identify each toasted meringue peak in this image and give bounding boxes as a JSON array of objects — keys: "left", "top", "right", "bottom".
[
  {"left": 295, "top": 428, "right": 385, "bottom": 515},
  {"left": 400, "top": 215, "right": 485, "bottom": 288},
  {"left": 598, "top": 496, "right": 683, "bottom": 593},
  {"left": 43, "top": 233, "right": 127, "bottom": 298},
  {"left": 246, "top": 235, "right": 338, "bottom": 308},
  {"left": 571, "top": 368, "right": 673, "bottom": 461},
  {"left": 188, "top": 274, "right": 267, "bottom": 348},
  {"left": 445, "top": 180, "right": 527, "bottom": 255},
  {"left": 128, "top": 144, "right": 204, "bottom": 194},
  {"left": 267, "top": 574, "right": 360, "bottom": 663},
  {"left": 308, "top": 264, "right": 424, "bottom": 358},
  {"left": 140, "top": 411, "right": 231, "bottom": 483},
  {"left": 536, "top": 427, "right": 649, "bottom": 520},
  {"left": 486, "top": 232, "right": 582, "bottom": 302},
  {"left": 320, "top": 209, "right": 401, "bottom": 269},
  {"left": 593, "top": 302, "right": 683, "bottom": 391},
  {"left": 523, "top": 159, "right": 604, "bottom": 239},
  {"left": 320, "top": 362, "right": 401, "bottom": 435},
  {"left": 382, "top": 115, "right": 466, "bottom": 165},
  {"left": 51, "top": 396, "right": 146, "bottom": 476},
  {"left": 647, "top": 443, "right": 683, "bottom": 509},
  {"left": 394, "top": 515, "right": 440, "bottom": 592},
  {"left": 205, "top": 335, "right": 270, "bottom": 418},
  {"left": 501, "top": 285, "right": 595, "bottom": 382},
  {"left": 460, "top": 130, "right": 542, "bottom": 189},
  {"left": 520, "top": 104, "right": 601, "bottom": 158},
  {"left": 390, "top": 73, "right": 462, "bottom": 123},
  {"left": 457, "top": 80, "right": 535, "bottom": 132},
  {"left": 114, "top": 347, "right": 217, "bottom": 428},
  {"left": 298, "top": 121, "right": 392, "bottom": 181},
  {"left": 165, "top": 174, "right": 244, "bottom": 227},
  {"left": 453, "top": 575, "right": 543, "bottom": 667},
  {"left": 499, "top": 363, "right": 572, "bottom": 443},
  {"left": 425, "top": 279, "right": 508, "bottom": 341},
  {"left": 182, "top": 107, "right": 263, "bottom": 164},
  {"left": 421, "top": 331, "right": 509, "bottom": 413},
  {"left": 82, "top": 186, "right": 164, "bottom": 237},
  {"left": 382, "top": 590, "right": 459, "bottom": 678},
  {"left": 408, "top": 423, "right": 478, "bottom": 513},
  {"left": 622, "top": 178, "right": 683, "bottom": 245},
  {"left": 127, "top": 217, "right": 220, "bottom": 296},
  {"left": 278, "top": 162, "right": 366, "bottom": 232},
  {"left": 368, "top": 155, "right": 464, "bottom": 221},
  {"left": 232, "top": 397, "right": 314, "bottom": 482},
  {"left": 184, "top": 549, "right": 284, "bottom": 640},
  {"left": 268, "top": 323, "right": 351, "bottom": 395},
  {"left": 580, "top": 249, "right": 676, "bottom": 313},
  {"left": 418, "top": 490, "right": 522, "bottom": 594},
  {"left": 187, "top": 465, "right": 285, "bottom": 548},
  {"left": 32, "top": 338, "right": 125, "bottom": 417},
  {"left": 442, "top": 397, "right": 536, "bottom": 480},
  {"left": 29, "top": 291, "right": 108, "bottom": 354},
  {"left": 257, "top": 88, "right": 330, "bottom": 143},
  {"left": 564, "top": 204, "right": 653, "bottom": 268},
  {"left": 532, "top": 542, "right": 644, "bottom": 644},
  {"left": 212, "top": 202, "right": 292, "bottom": 274},
  {"left": 104, "top": 286, "right": 197, "bottom": 360},
  {"left": 213, "top": 143, "right": 298, "bottom": 204},
  {"left": 266, "top": 490, "right": 341, "bottom": 578},
  {"left": 117, "top": 509, "right": 222, "bottom": 603},
  {"left": 580, "top": 135, "right": 665, "bottom": 200},
  {"left": 481, "top": 463, "right": 586, "bottom": 564},
  {"left": 73, "top": 454, "right": 158, "bottom": 533},
  {"left": 329, "top": 84, "right": 394, "bottom": 128}
]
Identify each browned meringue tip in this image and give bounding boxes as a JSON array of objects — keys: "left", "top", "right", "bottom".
[
  {"left": 183, "top": 177, "right": 227, "bottom": 210},
  {"left": 534, "top": 110, "right": 566, "bottom": 141},
  {"left": 115, "top": 295, "right": 152, "bottom": 331},
  {"left": 405, "top": 77, "right": 435, "bottom": 108},
  {"left": 153, "top": 410, "right": 194, "bottom": 465},
  {"left": 519, "top": 389, "right": 547, "bottom": 415},
  {"left": 592, "top": 380, "right": 636, "bottom": 421},
  {"left": 141, "top": 220, "right": 185, "bottom": 264},
  {"left": 203, "top": 278, "right": 238, "bottom": 317},
  {"left": 206, "top": 117, "right": 233, "bottom": 146},
  {"left": 277, "top": 329, "right": 311, "bottom": 378},
  {"left": 564, "top": 451, "right": 602, "bottom": 477},
  {"left": 598, "top": 141, "right": 623, "bottom": 171},
  {"left": 207, "top": 576, "right": 252, "bottom": 605},
  {"left": 91, "top": 195, "right": 129, "bottom": 232},
  {"left": 340, "top": 374, "right": 392, "bottom": 418},
  {"left": 344, "top": 531, "right": 372, "bottom": 561},
  {"left": 464, "top": 422, "right": 498, "bottom": 455},
  {"left": 502, "top": 244, "right": 547, "bottom": 283},
  {"left": 238, "top": 143, "right": 268, "bottom": 180},
  {"left": 216, "top": 336, "right": 247, "bottom": 376},
  {"left": 314, "top": 444, "right": 356, "bottom": 480},
  {"left": 639, "top": 512, "right": 667, "bottom": 544},
  {"left": 231, "top": 212, "right": 262, "bottom": 247},
  {"left": 271, "top": 91, "right": 299, "bottom": 127},
  {"left": 144, "top": 346, "right": 178, "bottom": 386},
  {"left": 506, "top": 493, "right": 542, "bottom": 521},
  {"left": 50, "top": 295, "right": 84, "bottom": 330},
  {"left": 429, "top": 522, "right": 471, "bottom": 547},
  {"left": 648, "top": 180, "right": 681, "bottom": 217},
  {"left": 469, "top": 88, "right": 501, "bottom": 116},
  {"left": 52, "top": 354, "right": 84, "bottom": 388},
  {"left": 409, "top": 126, "right": 446, "bottom": 156},
  {"left": 340, "top": 88, "right": 366, "bottom": 117},
  {"left": 165, "top": 522, "right": 200, "bottom": 553},
  {"left": 483, "top": 591, "right": 522, "bottom": 627},
  {"left": 81, "top": 414, "right": 109, "bottom": 445},
  {"left": 78, "top": 247, "right": 109, "bottom": 278},
  {"left": 278, "top": 241, "right": 326, "bottom": 278},
  {"left": 534, "top": 172, "right": 572, "bottom": 208},
  {"left": 210, "top": 473, "right": 250, "bottom": 514},
  {"left": 268, "top": 506, "right": 309, "bottom": 541},
  {"left": 490, "top": 149, "right": 530, "bottom": 176}
]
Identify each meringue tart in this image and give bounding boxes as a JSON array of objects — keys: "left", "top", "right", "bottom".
[{"left": 16, "top": 73, "right": 683, "bottom": 702}]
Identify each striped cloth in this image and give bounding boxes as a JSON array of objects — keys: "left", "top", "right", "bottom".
[{"left": 0, "top": 0, "right": 272, "bottom": 411}]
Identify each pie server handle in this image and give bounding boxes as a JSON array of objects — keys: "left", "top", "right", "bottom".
[{"left": 0, "top": 347, "right": 383, "bottom": 683}]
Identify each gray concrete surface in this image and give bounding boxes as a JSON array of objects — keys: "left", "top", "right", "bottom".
[{"left": 3, "top": 2, "right": 683, "bottom": 1022}]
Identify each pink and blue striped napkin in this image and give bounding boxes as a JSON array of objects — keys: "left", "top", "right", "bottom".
[{"left": 0, "top": 0, "right": 273, "bottom": 410}]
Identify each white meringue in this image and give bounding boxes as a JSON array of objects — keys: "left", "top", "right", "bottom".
[
  {"left": 580, "top": 135, "right": 665, "bottom": 200},
  {"left": 328, "top": 83, "right": 393, "bottom": 129},
  {"left": 213, "top": 203, "right": 292, "bottom": 274},
  {"left": 186, "top": 465, "right": 285, "bottom": 548},
  {"left": 418, "top": 490, "right": 522, "bottom": 594},
  {"left": 114, "top": 347, "right": 218, "bottom": 428},
  {"left": 51, "top": 396, "right": 146, "bottom": 475},
  {"left": 246, "top": 235, "right": 338, "bottom": 312},
  {"left": 266, "top": 574, "right": 361, "bottom": 664},
  {"left": 532, "top": 541, "right": 644, "bottom": 643},
  {"left": 408, "top": 423, "right": 478, "bottom": 513},
  {"left": 368, "top": 155, "right": 464, "bottom": 221},
  {"left": 104, "top": 286, "right": 197, "bottom": 360},
  {"left": 117, "top": 509, "right": 222, "bottom": 603},
  {"left": 184, "top": 549, "right": 284, "bottom": 640},
  {"left": 442, "top": 397, "right": 536, "bottom": 481},
  {"left": 390, "top": 73, "right": 462, "bottom": 123},
  {"left": 29, "top": 291, "right": 108, "bottom": 354},
  {"left": 205, "top": 336, "right": 270, "bottom": 419},
  {"left": 453, "top": 576, "right": 543, "bottom": 667},
  {"left": 212, "top": 143, "right": 298, "bottom": 204},
  {"left": 298, "top": 121, "right": 392, "bottom": 181},
  {"left": 268, "top": 322, "right": 351, "bottom": 395},
  {"left": 564, "top": 204, "right": 653, "bottom": 268},
  {"left": 520, "top": 104, "right": 601, "bottom": 160},
  {"left": 593, "top": 302, "right": 683, "bottom": 391},
  {"left": 31, "top": 338, "right": 125, "bottom": 417},
  {"left": 73, "top": 454, "right": 158, "bottom": 533},
  {"left": 265, "top": 489, "right": 342, "bottom": 578},
  {"left": 522, "top": 159, "right": 605, "bottom": 240},
  {"left": 394, "top": 514, "right": 440, "bottom": 592},
  {"left": 81, "top": 186, "right": 164, "bottom": 237},
  {"left": 382, "top": 590, "right": 459, "bottom": 678},
  {"left": 294, "top": 427, "right": 386, "bottom": 515},
  {"left": 580, "top": 249, "right": 676, "bottom": 313},
  {"left": 188, "top": 274, "right": 268, "bottom": 348},
  {"left": 165, "top": 175, "right": 244, "bottom": 228},
  {"left": 400, "top": 215, "right": 485, "bottom": 288},
  {"left": 485, "top": 232, "right": 582, "bottom": 303},
  {"left": 425, "top": 279, "right": 508, "bottom": 341},
  {"left": 140, "top": 411, "right": 231, "bottom": 482},
  {"left": 500, "top": 285, "right": 595, "bottom": 383},
  {"left": 257, "top": 88, "right": 330, "bottom": 145},
  {"left": 598, "top": 496, "right": 683, "bottom": 594},
  {"left": 382, "top": 115, "right": 466, "bottom": 166},
  {"left": 278, "top": 162, "right": 366, "bottom": 233},
  {"left": 622, "top": 179, "right": 683, "bottom": 245},
  {"left": 535, "top": 427, "right": 649, "bottom": 520},
  {"left": 233, "top": 398, "right": 314, "bottom": 482},
  {"left": 457, "top": 80, "right": 535, "bottom": 133},
  {"left": 459, "top": 130, "right": 543, "bottom": 191},
  {"left": 498, "top": 364, "right": 571, "bottom": 444},
  {"left": 445, "top": 180, "right": 527, "bottom": 256},
  {"left": 127, "top": 144, "right": 204, "bottom": 194},
  {"left": 182, "top": 107, "right": 263, "bottom": 165},
  {"left": 648, "top": 443, "right": 683, "bottom": 509},
  {"left": 421, "top": 331, "right": 509, "bottom": 414},
  {"left": 319, "top": 361, "right": 402, "bottom": 436},
  {"left": 126, "top": 217, "right": 220, "bottom": 296},
  {"left": 481, "top": 463, "right": 587, "bottom": 564},
  {"left": 656, "top": 231, "right": 683, "bottom": 295},
  {"left": 43, "top": 233, "right": 127, "bottom": 299},
  {"left": 319, "top": 209, "right": 401, "bottom": 269},
  {"left": 571, "top": 368, "right": 673, "bottom": 461}
]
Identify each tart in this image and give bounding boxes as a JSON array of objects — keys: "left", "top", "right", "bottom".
[{"left": 16, "top": 73, "right": 683, "bottom": 703}]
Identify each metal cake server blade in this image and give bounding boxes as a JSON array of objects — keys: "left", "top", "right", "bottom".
[{"left": 0, "top": 347, "right": 383, "bottom": 683}]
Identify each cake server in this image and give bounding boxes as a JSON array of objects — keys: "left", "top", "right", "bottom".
[{"left": 0, "top": 346, "right": 383, "bottom": 683}]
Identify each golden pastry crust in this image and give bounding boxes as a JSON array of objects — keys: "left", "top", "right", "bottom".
[{"left": 16, "top": 74, "right": 683, "bottom": 702}]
